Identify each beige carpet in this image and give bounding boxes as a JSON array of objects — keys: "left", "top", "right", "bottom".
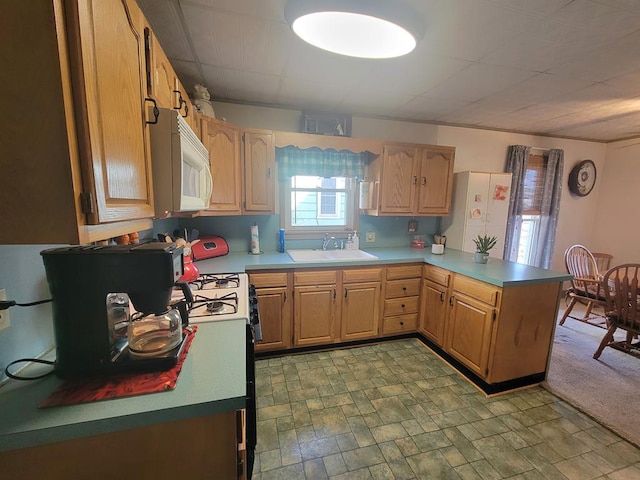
[{"left": 544, "top": 303, "right": 640, "bottom": 447}]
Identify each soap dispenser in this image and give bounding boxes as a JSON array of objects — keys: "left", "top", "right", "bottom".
[
  {"left": 352, "top": 231, "right": 359, "bottom": 250},
  {"left": 345, "top": 233, "right": 354, "bottom": 250}
]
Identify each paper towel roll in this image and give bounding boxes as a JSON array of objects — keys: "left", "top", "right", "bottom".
[{"left": 251, "top": 225, "right": 260, "bottom": 254}]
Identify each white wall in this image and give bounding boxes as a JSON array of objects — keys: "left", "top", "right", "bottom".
[
  {"left": 593, "top": 139, "right": 640, "bottom": 265},
  {"left": 211, "top": 101, "right": 613, "bottom": 272},
  {"left": 437, "top": 126, "right": 608, "bottom": 272}
]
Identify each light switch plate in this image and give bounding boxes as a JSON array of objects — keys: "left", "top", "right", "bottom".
[
  {"left": 366, "top": 232, "right": 376, "bottom": 243},
  {"left": 0, "top": 288, "right": 10, "bottom": 331}
]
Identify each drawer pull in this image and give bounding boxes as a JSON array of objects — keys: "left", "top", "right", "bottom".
[
  {"left": 401, "top": 304, "right": 405, "bottom": 308},
  {"left": 449, "top": 296, "right": 454, "bottom": 306},
  {"left": 402, "top": 286, "right": 407, "bottom": 291},
  {"left": 400, "top": 321, "right": 404, "bottom": 326},
  {"left": 440, "top": 292, "right": 445, "bottom": 302}
]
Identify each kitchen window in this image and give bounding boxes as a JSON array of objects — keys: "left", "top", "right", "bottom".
[
  {"left": 283, "top": 175, "right": 357, "bottom": 238},
  {"left": 277, "top": 146, "right": 368, "bottom": 239}
]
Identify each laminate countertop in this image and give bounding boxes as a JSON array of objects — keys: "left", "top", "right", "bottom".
[
  {"left": 0, "top": 319, "right": 246, "bottom": 452},
  {"left": 194, "top": 247, "right": 572, "bottom": 287}
]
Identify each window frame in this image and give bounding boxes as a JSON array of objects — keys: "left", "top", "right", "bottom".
[{"left": 280, "top": 175, "right": 359, "bottom": 240}]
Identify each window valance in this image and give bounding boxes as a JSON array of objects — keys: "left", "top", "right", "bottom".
[{"left": 275, "top": 146, "right": 372, "bottom": 180}]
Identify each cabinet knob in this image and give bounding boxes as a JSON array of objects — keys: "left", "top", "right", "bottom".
[
  {"left": 401, "top": 304, "right": 405, "bottom": 308},
  {"left": 413, "top": 176, "right": 417, "bottom": 185},
  {"left": 400, "top": 321, "right": 404, "bottom": 326},
  {"left": 402, "top": 286, "right": 407, "bottom": 291},
  {"left": 421, "top": 177, "right": 427, "bottom": 186}
]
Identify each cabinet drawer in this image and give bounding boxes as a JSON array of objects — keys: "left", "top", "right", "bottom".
[
  {"left": 385, "top": 278, "right": 421, "bottom": 298},
  {"left": 294, "top": 270, "right": 337, "bottom": 285},
  {"left": 423, "top": 264, "right": 450, "bottom": 287},
  {"left": 382, "top": 314, "right": 417, "bottom": 334},
  {"left": 384, "top": 297, "right": 419, "bottom": 316},
  {"left": 386, "top": 265, "right": 423, "bottom": 280},
  {"left": 453, "top": 275, "right": 500, "bottom": 306},
  {"left": 343, "top": 267, "right": 382, "bottom": 283},
  {"left": 249, "top": 271, "right": 288, "bottom": 288}
]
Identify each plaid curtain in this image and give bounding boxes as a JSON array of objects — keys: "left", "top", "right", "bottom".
[{"left": 276, "top": 146, "right": 370, "bottom": 180}]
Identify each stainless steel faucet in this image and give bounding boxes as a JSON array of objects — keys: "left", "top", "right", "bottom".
[{"left": 322, "top": 233, "right": 342, "bottom": 250}]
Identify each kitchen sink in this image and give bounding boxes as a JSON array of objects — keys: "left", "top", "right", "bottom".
[{"left": 287, "top": 249, "right": 379, "bottom": 263}]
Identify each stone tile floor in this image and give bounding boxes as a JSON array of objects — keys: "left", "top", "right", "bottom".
[{"left": 253, "top": 339, "right": 640, "bottom": 479}]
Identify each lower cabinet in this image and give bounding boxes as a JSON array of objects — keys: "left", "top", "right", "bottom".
[
  {"left": 445, "top": 291, "right": 496, "bottom": 378},
  {"left": 249, "top": 272, "right": 291, "bottom": 352},
  {"left": 1, "top": 410, "right": 245, "bottom": 480},
  {"left": 444, "top": 272, "right": 500, "bottom": 379},
  {"left": 341, "top": 268, "right": 382, "bottom": 341},
  {"left": 382, "top": 264, "right": 422, "bottom": 335},
  {"left": 294, "top": 270, "right": 340, "bottom": 347},
  {"left": 419, "top": 265, "right": 451, "bottom": 346}
]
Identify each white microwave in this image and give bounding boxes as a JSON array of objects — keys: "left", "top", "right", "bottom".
[{"left": 149, "top": 108, "right": 213, "bottom": 217}]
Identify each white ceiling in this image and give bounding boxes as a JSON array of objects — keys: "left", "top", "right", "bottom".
[{"left": 137, "top": 0, "right": 640, "bottom": 142}]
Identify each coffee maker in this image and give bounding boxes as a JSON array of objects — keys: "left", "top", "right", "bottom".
[{"left": 41, "top": 243, "right": 189, "bottom": 377}]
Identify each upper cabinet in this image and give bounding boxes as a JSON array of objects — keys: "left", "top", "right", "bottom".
[
  {"left": 1, "top": 0, "right": 155, "bottom": 244},
  {"left": 200, "top": 117, "right": 243, "bottom": 215},
  {"left": 363, "top": 143, "right": 455, "bottom": 216},
  {"left": 243, "top": 129, "right": 275, "bottom": 214},
  {"left": 146, "top": 30, "right": 198, "bottom": 134}
]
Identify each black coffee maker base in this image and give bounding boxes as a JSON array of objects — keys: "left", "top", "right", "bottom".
[{"left": 54, "top": 333, "right": 189, "bottom": 378}]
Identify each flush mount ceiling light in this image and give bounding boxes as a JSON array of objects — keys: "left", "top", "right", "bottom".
[{"left": 284, "top": 0, "right": 425, "bottom": 59}]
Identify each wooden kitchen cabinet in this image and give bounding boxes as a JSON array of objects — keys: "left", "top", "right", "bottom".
[
  {"left": 249, "top": 271, "right": 292, "bottom": 352},
  {"left": 293, "top": 270, "right": 340, "bottom": 346},
  {"left": 147, "top": 31, "right": 197, "bottom": 134},
  {"left": 243, "top": 129, "right": 276, "bottom": 214},
  {"left": 2, "top": 0, "right": 155, "bottom": 244},
  {"left": 445, "top": 275, "right": 499, "bottom": 378},
  {"left": 417, "top": 146, "right": 455, "bottom": 214},
  {"left": 365, "top": 143, "right": 455, "bottom": 217},
  {"left": 200, "top": 117, "right": 243, "bottom": 215},
  {"left": 420, "top": 265, "right": 451, "bottom": 346},
  {"left": 1, "top": 410, "right": 245, "bottom": 479},
  {"left": 382, "top": 265, "right": 422, "bottom": 335},
  {"left": 341, "top": 268, "right": 382, "bottom": 341}
]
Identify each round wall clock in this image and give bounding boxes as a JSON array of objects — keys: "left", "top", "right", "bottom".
[{"left": 568, "top": 159, "right": 597, "bottom": 197}]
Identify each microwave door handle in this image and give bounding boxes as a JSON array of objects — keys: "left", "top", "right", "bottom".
[{"left": 204, "top": 168, "right": 213, "bottom": 204}]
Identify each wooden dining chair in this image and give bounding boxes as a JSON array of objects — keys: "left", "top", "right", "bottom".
[
  {"left": 559, "top": 244, "right": 609, "bottom": 327},
  {"left": 593, "top": 264, "right": 640, "bottom": 359}
]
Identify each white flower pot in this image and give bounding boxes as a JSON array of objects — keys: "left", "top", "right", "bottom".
[{"left": 473, "top": 252, "right": 489, "bottom": 264}]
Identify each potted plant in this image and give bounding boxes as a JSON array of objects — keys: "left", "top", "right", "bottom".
[{"left": 472, "top": 235, "right": 497, "bottom": 264}]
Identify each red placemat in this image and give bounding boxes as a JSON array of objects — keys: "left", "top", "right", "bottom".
[{"left": 40, "top": 326, "right": 198, "bottom": 408}]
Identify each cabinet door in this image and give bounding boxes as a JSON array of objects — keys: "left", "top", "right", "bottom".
[
  {"left": 417, "top": 147, "right": 455, "bottom": 215},
  {"left": 445, "top": 293, "right": 495, "bottom": 378},
  {"left": 243, "top": 130, "right": 275, "bottom": 213},
  {"left": 255, "top": 286, "right": 291, "bottom": 351},
  {"left": 74, "top": 0, "right": 154, "bottom": 223},
  {"left": 420, "top": 280, "right": 448, "bottom": 346},
  {"left": 294, "top": 285, "right": 338, "bottom": 346},
  {"left": 341, "top": 282, "right": 380, "bottom": 341},
  {"left": 149, "top": 33, "right": 176, "bottom": 109},
  {"left": 379, "top": 144, "right": 419, "bottom": 213},
  {"left": 200, "top": 118, "right": 242, "bottom": 214}
]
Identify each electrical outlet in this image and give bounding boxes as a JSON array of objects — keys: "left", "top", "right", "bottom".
[
  {"left": 0, "top": 288, "right": 10, "bottom": 331},
  {"left": 366, "top": 232, "right": 376, "bottom": 243}
]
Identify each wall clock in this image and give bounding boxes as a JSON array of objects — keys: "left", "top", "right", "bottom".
[{"left": 568, "top": 159, "right": 596, "bottom": 197}]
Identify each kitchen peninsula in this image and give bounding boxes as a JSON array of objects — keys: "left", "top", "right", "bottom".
[{"left": 196, "top": 247, "right": 571, "bottom": 394}]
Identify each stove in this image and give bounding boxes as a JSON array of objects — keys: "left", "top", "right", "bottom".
[
  {"left": 172, "top": 271, "right": 260, "bottom": 478},
  {"left": 175, "top": 273, "right": 249, "bottom": 323}
]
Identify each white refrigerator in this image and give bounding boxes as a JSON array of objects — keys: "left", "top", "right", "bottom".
[{"left": 441, "top": 171, "right": 512, "bottom": 259}]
